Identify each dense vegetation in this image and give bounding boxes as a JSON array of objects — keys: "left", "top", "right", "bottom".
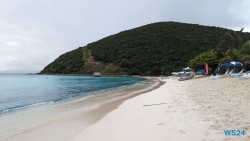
[
  {"left": 40, "top": 22, "right": 250, "bottom": 75},
  {"left": 40, "top": 47, "right": 84, "bottom": 74},
  {"left": 188, "top": 50, "right": 223, "bottom": 70},
  {"left": 189, "top": 28, "right": 250, "bottom": 70}
]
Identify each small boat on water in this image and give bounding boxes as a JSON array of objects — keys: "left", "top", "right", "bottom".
[{"left": 93, "top": 72, "right": 101, "bottom": 77}]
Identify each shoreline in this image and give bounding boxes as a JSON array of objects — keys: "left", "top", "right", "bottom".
[
  {"left": 3, "top": 77, "right": 162, "bottom": 141},
  {"left": 82, "top": 77, "right": 163, "bottom": 124},
  {"left": 36, "top": 73, "right": 136, "bottom": 77},
  {"left": 70, "top": 76, "right": 250, "bottom": 141},
  {"left": 4, "top": 76, "right": 249, "bottom": 141}
]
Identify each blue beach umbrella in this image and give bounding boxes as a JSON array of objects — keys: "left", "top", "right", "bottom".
[
  {"left": 196, "top": 69, "right": 205, "bottom": 75},
  {"left": 219, "top": 62, "right": 234, "bottom": 67},
  {"left": 230, "top": 61, "right": 243, "bottom": 67},
  {"left": 196, "top": 69, "right": 205, "bottom": 73}
]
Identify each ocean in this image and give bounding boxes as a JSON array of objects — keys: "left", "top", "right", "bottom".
[{"left": 0, "top": 74, "right": 145, "bottom": 140}]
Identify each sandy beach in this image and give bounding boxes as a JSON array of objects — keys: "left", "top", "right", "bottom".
[
  {"left": 70, "top": 76, "right": 250, "bottom": 141},
  {"left": 3, "top": 76, "right": 250, "bottom": 141},
  {"left": 3, "top": 77, "right": 162, "bottom": 141}
]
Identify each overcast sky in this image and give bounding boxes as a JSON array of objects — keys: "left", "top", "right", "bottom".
[{"left": 0, "top": 0, "right": 250, "bottom": 73}]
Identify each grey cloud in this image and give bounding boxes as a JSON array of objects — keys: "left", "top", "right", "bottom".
[{"left": 0, "top": 0, "right": 250, "bottom": 72}]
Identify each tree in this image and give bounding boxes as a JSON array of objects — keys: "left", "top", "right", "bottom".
[
  {"left": 219, "top": 28, "right": 244, "bottom": 51},
  {"left": 239, "top": 41, "right": 250, "bottom": 62},
  {"left": 220, "top": 48, "right": 241, "bottom": 62},
  {"left": 188, "top": 50, "right": 221, "bottom": 70},
  {"left": 220, "top": 28, "right": 247, "bottom": 63}
]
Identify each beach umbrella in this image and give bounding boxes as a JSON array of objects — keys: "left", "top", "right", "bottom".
[
  {"left": 196, "top": 69, "right": 205, "bottom": 73},
  {"left": 196, "top": 69, "right": 205, "bottom": 75},
  {"left": 219, "top": 62, "right": 234, "bottom": 67},
  {"left": 183, "top": 67, "right": 192, "bottom": 71},
  {"left": 230, "top": 61, "right": 243, "bottom": 67}
]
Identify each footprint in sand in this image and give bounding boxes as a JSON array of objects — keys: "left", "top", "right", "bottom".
[
  {"left": 157, "top": 123, "right": 164, "bottom": 125},
  {"left": 204, "top": 132, "right": 211, "bottom": 136},
  {"left": 178, "top": 130, "right": 186, "bottom": 134},
  {"left": 177, "top": 104, "right": 185, "bottom": 107}
]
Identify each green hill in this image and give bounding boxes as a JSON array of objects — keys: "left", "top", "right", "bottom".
[{"left": 40, "top": 22, "right": 250, "bottom": 75}]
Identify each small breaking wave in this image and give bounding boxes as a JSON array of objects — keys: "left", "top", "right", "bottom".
[{"left": 0, "top": 101, "right": 55, "bottom": 114}]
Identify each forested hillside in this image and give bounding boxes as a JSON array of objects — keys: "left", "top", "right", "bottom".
[
  {"left": 40, "top": 47, "right": 84, "bottom": 74},
  {"left": 40, "top": 22, "right": 250, "bottom": 75}
]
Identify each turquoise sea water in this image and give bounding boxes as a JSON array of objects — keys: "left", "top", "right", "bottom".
[
  {"left": 0, "top": 74, "right": 144, "bottom": 115},
  {"left": 0, "top": 74, "right": 145, "bottom": 140}
]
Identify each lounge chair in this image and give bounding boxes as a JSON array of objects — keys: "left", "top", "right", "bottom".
[
  {"left": 239, "top": 71, "right": 250, "bottom": 80},
  {"left": 229, "top": 69, "right": 245, "bottom": 77},
  {"left": 228, "top": 70, "right": 234, "bottom": 75},
  {"left": 209, "top": 69, "right": 235, "bottom": 79},
  {"left": 209, "top": 74, "right": 220, "bottom": 79},
  {"left": 222, "top": 70, "right": 230, "bottom": 76}
]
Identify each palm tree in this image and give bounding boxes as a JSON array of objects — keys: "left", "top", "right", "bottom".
[
  {"left": 219, "top": 28, "right": 243, "bottom": 51},
  {"left": 220, "top": 28, "right": 245, "bottom": 62},
  {"left": 220, "top": 48, "right": 241, "bottom": 62},
  {"left": 239, "top": 41, "right": 250, "bottom": 62}
]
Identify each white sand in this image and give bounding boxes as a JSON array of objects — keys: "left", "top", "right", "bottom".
[
  {"left": 71, "top": 76, "right": 250, "bottom": 141},
  {"left": 185, "top": 77, "right": 250, "bottom": 141},
  {"left": 3, "top": 78, "right": 162, "bottom": 141},
  {"left": 5, "top": 76, "right": 250, "bottom": 141}
]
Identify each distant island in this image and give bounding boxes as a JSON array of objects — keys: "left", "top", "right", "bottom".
[{"left": 40, "top": 22, "right": 250, "bottom": 75}]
